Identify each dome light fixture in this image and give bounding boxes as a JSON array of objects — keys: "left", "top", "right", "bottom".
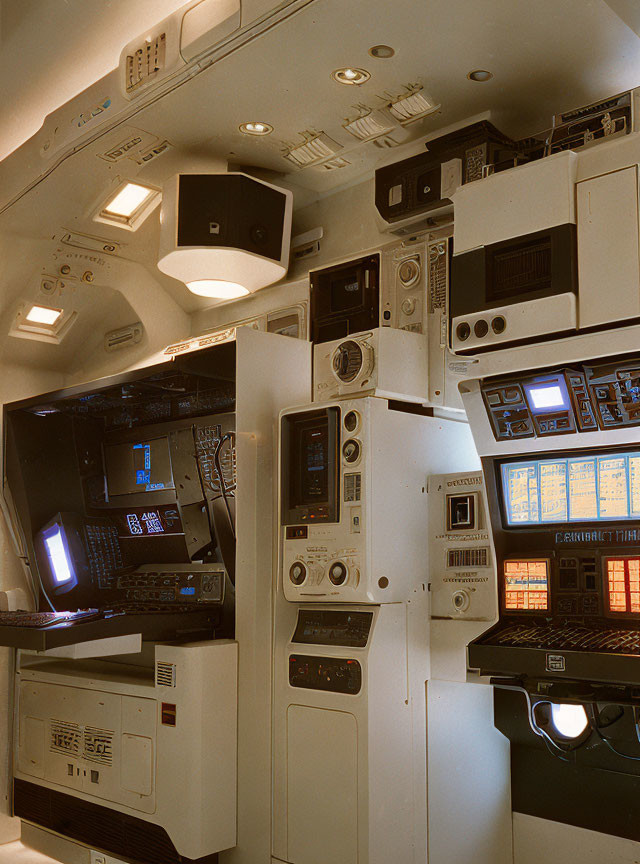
[
  {"left": 331, "top": 67, "right": 370, "bottom": 85},
  {"left": 369, "top": 44, "right": 395, "bottom": 59},
  {"left": 467, "top": 69, "right": 493, "bottom": 82},
  {"left": 239, "top": 121, "right": 274, "bottom": 136},
  {"left": 187, "top": 280, "right": 250, "bottom": 299}
]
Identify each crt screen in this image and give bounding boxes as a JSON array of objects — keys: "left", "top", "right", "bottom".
[
  {"left": 105, "top": 437, "right": 174, "bottom": 497},
  {"left": 501, "top": 451, "right": 640, "bottom": 525},
  {"left": 299, "top": 423, "right": 329, "bottom": 505},
  {"left": 504, "top": 559, "right": 549, "bottom": 611},
  {"left": 330, "top": 271, "right": 363, "bottom": 313}
]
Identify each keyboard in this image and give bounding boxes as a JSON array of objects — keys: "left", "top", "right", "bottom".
[
  {"left": 485, "top": 622, "right": 640, "bottom": 654},
  {"left": 0, "top": 610, "right": 101, "bottom": 628}
]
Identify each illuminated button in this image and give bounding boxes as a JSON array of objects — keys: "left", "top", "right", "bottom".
[
  {"left": 329, "top": 561, "right": 348, "bottom": 586},
  {"left": 456, "top": 322, "right": 471, "bottom": 342}
]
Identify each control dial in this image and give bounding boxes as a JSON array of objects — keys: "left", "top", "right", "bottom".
[
  {"left": 328, "top": 561, "right": 348, "bottom": 586},
  {"left": 333, "top": 341, "right": 363, "bottom": 383},
  {"left": 342, "top": 439, "right": 361, "bottom": 464},
  {"left": 398, "top": 257, "right": 421, "bottom": 288},
  {"left": 289, "top": 561, "right": 307, "bottom": 586}
]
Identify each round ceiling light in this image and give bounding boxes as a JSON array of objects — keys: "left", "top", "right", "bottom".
[
  {"left": 467, "top": 69, "right": 493, "bottom": 82},
  {"left": 239, "top": 122, "right": 273, "bottom": 136},
  {"left": 331, "top": 67, "right": 371, "bottom": 85},
  {"left": 187, "top": 280, "right": 251, "bottom": 300},
  {"left": 369, "top": 44, "right": 395, "bottom": 59}
]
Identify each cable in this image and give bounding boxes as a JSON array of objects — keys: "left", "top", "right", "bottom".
[
  {"left": 214, "top": 432, "right": 236, "bottom": 542},
  {"left": 590, "top": 703, "right": 640, "bottom": 763}
]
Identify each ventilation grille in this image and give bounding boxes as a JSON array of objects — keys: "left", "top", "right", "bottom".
[
  {"left": 104, "top": 322, "right": 143, "bottom": 352},
  {"left": 448, "top": 548, "right": 489, "bottom": 568},
  {"left": 389, "top": 88, "right": 436, "bottom": 123},
  {"left": 489, "top": 237, "right": 552, "bottom": 300},
  {"left": 125, "top": 33, "right": 167, "bottom": 94},
  {"left": 156, "top": 661, "right": 177, "bottom": 687},
  {"left": 321, "top": 157, "right": 351, "bottom": 171},
  {"left": 50, "top": 721, "right": 81, "bottom": 756},
  {"left": 283, "top": 133, "right": 341, "bottom": 168},
  {"left": 83, "top": 727, "right": 113, "bottom": 765},
  {"left": 50, "top": 721, "right": 113, "bottom": 765},
  {"left": 428, "top": 240, "right": 448, "bottom": 312},
  {"left": 343, "top": 111, "right": 395, "bottom": 142}
]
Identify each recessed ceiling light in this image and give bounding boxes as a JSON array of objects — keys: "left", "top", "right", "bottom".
[
  {"left": 467, "top": 69, "right": 493, "bottom": 82},
  {"left": 95, "top": 181, "right": 161, "bottom": 231},
  {"left": 104, "top": 182, "right": 155, "bottom": 217},
  {"left": 187, "top": 280, "right": 250, "bottom": 300},
  {"left": 331, "top": 67, "right": 370, "bottom": 85},
  {"left": 26, "top": 305, "right": 62, "bottom": 325},
  {"left": 239, "top": 122, "right": 274, "bottom": 136},
  {"left": 369, "top": 44, "right": 395, "bottom": 58}
]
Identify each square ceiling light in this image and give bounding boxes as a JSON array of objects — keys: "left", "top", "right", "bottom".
[
  {"left": 11, "top": 303, "right": 75, "bottom": 344},
  {"left": 94, "top": 181, "right": 161, "bottom": 231},
  {"left": 25, "top": 305, "right": 62, "bottom": 325}
]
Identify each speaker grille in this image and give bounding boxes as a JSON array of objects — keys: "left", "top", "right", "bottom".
[{"left": 447, "top": 548, "right": 489, "bottom": 568}]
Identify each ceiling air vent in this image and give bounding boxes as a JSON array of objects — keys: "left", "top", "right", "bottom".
[
  {"left": 105, "top": 322, "right": 143, "bottom": 353},
  {"left": 389, "top": 86, "right": 439, "bottom": 124},
  {"left": 156, "top": 661, "right": 177, "bottom": 687},
  {"left": 83, "top": 727, "right": 114, "bottom": 765},
  {"left": 343, "top": 110, "right": 396, "bottom": 143},
  {"left": 283, "top": 133, "right": 342, "bottom": 168},
  {"left": 321, "top": 157, "right": 351, "bottom": 171},
  {"left": 50, "top": 720, "right": 82, "bottom": 756},
  {"left": 126, "top": 33, "right": 167, "bottom": 94}
]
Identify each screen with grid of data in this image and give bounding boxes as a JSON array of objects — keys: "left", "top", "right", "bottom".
[{"left": 501, "top": 452, "right": 640, "bottom": 526}]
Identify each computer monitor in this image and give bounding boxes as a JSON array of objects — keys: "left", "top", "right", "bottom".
[
  {"left": 499, "top": 449, "right": 640, "bottom": 526},
  {"left": 104, "top": 437, "right": 174, "bottom": 498},
  {"left": 34, "top": 513, "right": 124, "bottom": 606}
]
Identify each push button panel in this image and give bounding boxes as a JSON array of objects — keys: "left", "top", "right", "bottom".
[{"left": 288, "top": 654, "right": 362, "bottom": 694}]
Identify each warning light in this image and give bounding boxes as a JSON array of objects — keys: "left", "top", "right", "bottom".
[
  {"left": 504, "top": 559, "right": 549, "bottom": 611},
  {"left": 606, "top": 557, "right": 640, "bottom": 614}
]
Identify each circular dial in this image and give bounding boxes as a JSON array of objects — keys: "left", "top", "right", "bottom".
[
  {"left": 328, "top": 561, "right": 348, "bottom": 586},
  {"left": 344, "top": 410, "right": 360, "bottom": 433},
  {"left": 332, "top": 341, "right": 363, "bottom": 383},
  {"left": 289, "top": 562, "right": 307, "bottom": 586},
  {"left": 398, "top": 257, "right": 421, "bottom": 288},
  {"left": 342, "top": 439, "right": 361, "bottom": 464}
]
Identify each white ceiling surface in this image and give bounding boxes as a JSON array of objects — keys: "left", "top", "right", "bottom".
[
  {"left": 0, "top": 0, "right": 191, "bottom": 162},
  {"left": 0, "top": 0, "right": 640, "bottom": 376}
]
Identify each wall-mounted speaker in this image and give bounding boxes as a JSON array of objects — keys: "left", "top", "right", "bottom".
[{"left": 158, "top": 172, "right": 293, "bottom": 299}]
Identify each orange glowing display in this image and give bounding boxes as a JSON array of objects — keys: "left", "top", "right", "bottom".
[
  {"left": 606, "top": 557, "right": 640, "bottom": 614},
  {"left": 504, "top": 559, "right": 549, "bottom": 611}
]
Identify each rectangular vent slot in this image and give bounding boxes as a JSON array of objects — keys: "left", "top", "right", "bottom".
[
  {"left": 447, "top": 548, "right": 489, "bottom": 568},
  {"left": 83, "top": 727, "right": 114, "bottom": 765},
  {"left": 488, "top": 237, "right": 552, "bottom": 300},
  {"left": 428, "top": 240, "right": 448, "bottom": 312},
  {"left": 156, "top": 661, "right": 176, "bottom": 687},
  {"left": 50, "top": 721, "right": 81, "bottom": 756},
  {"left": 126, "top": 33, "right": 166, "bottom": 94}
]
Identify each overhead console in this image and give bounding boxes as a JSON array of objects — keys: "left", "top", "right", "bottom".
[{"left": 480, "top": 357, "right": 640, "bottom": 441}]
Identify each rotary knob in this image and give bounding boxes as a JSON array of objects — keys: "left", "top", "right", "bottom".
[
  {"left": 289, "top": 561, "right": 307, "bottom": 586},
  {"left": 452, "top": 590, "right": 470, "bottom": 612},
  {"left": 401, "top": 297, "right": 416, "bottom": 316},
  {"left": 332, "top": 341, "right": 363, "bottom": 383},
  {"left": 328, "top": 561, "right": 348, "bottom": 586}
]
